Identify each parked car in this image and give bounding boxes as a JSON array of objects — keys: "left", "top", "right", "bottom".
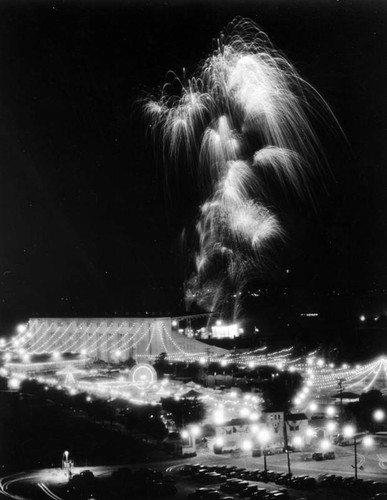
[
  {"left": 239, "top": 485, "right": 257, "bottom": 497},
  {"left": 312, "top": 452, "right": 324, "bottom": 461}
]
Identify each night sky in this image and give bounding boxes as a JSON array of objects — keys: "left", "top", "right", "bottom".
[{"left": 0, "top": 0, "right": 386, "bottom": 336}]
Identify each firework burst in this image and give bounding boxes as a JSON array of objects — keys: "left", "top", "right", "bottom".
[{"left": 144, "top": 18, "right": 337, "bottom": 318}]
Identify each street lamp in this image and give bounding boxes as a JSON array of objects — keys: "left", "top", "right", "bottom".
[
  {"left": 343, "top": 425, "right": 358, "bottom": 479},
  {"left": 257, "top": 429, "right": 270, "bottom": 472}
]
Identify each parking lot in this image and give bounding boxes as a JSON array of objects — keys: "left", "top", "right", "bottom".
[{"left": 171, "top": 461, "right": 387, "bottom": 500}]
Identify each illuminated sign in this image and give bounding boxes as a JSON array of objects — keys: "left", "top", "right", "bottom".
[{"left": 211, "top": 324, "right": 239, "bottom": 339}]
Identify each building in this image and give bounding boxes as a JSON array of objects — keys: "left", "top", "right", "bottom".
[
  {"left": 22, "top": 317, "right": 228, "bottom": 362},
  {"left": 263, "top": 411, "right": 309, "bottom": 449}
]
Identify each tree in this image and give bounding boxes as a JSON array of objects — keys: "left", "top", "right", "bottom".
[
  {"left": 161, "top": 397, "right": 206, "bottom": 427},
  {"left": 261, "top": 371, "right": 303, "bottom": 412},
  {"left": 153, "top": 352, "right": 169, "bottom": 378},
  {"left": 347, "top": 390, "right": 387, "bottom": 431}
]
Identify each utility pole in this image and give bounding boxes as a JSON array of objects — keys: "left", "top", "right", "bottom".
[
  {"left": 338, "top": 378, "right": 344, "bottom": 425},
  {"left": 283, "top": 412, "right": 292, "bottom": 476}
]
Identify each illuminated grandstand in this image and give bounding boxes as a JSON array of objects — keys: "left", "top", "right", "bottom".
[{"left": 13, "top": 317, "right": 228, "bottom": 362}]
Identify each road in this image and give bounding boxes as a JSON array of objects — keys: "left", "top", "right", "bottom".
[{"left": 2, "top": 445, "right": 387, "bottom": 500}]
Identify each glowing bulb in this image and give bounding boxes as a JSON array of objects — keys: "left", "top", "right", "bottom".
[
  {"left": 239, "top": 407, "right": 250, "bottom": 418},
  {"left": 320, "top": 439, "right": 330, "bottom": 451},
  {"left": 215, "top": 437, "right": 224, "bottom": 447},
  {"left": 17, "top": 324, "right": 27, "bottom": 334},
  {"left": 343, "top": 424, "right": 355, "bottom": 439},
  {"left": 213, "top": 410, "right": 225, "bottom": 425},
  {"left": 257, "top": 429, "right": 270, "bottom": 445},
  {"left": 241, "top": 439, "right": 252, "bottom": 451},
  {"left": 190, "top": 425, "right": 201, "bottom": 437},
  {"left": 309, "top": 402, "right": 318, "bottom": 412},
  {"left": 326, "top": 406, "right": 335, "bottom": 417},
  {"left": 363, "top": 435, "right": 374, "bottom": 447},
  {"left": 374, "top": 409, "right": 385, "bottom": 422},
  {"left": 8, "top": 377, "right": 20, "bottom": 390}
]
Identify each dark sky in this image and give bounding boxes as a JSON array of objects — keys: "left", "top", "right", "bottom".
[{"left": 0, "top": 0, "right": 386, "bottom": 332}]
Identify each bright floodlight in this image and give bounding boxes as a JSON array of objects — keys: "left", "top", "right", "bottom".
[
  {"left": 257, "top": 429, "right": 270, "bottom": 445},
  {"left": 216, "top": 320, "right": 222, "bottom": 326},
  {"left": 248, "top": 361, "right": 255, "bottom": 369},
  {"left": 213, "top": 410, "right": 225, "bottom": 425},
  {"left": 215, "top": 437, "right": 224, "bottom": 447},
  {"left": 374, "top": 409, "right": 385, "bottom": 422},
  {"left": 171, "top": 320, "right": 178, "bottom": 328},
  {"left": 320, "top": 439, "right": 330, "bottom": 451},
  {"left": 80, "top": 348, "right": 87, "bottom": 356},
  {"left": 249, "top": 412, "right": 259, "bottom": 421},
  {"left": 220, "top": 359, "right": 228, "bottom": 367},
  {"left": 343, "top": 424, "right": 355, "bottom": 439},
  {"left": 239, "top": 407, "right": 250, "bottom": 418},
  {"left": 190, "top": 425, "right": 201, "bottom": 437},
  {"left": 241, "top": 439, "right": 252, "bottom": 451},
  {"left": 293, "top": 397, "right": 301, "bottom": 406},
  {"left": 114, "top": 350, "right": 121, "bottom": 358},
  {"left": 181, "top": 430, "right": 189, "bottom": 439},
  {"left": 306, "top": 428, "right": 315, "bottom": 437},
  {"left": 326, "top": 421, "right": 337, "bottom": 433},
  {"left": 250, "top": 424, "right": 259, "bottom": 434},
  {"left": 360, "top": 315, "right": 366, "bottom": 322},
  {"left": 326, "top": 406, "right": 335, "bottom": 417},
  {"left": 53, "top": 351, "right": 61, "bottom": 360},
  {"left": 8, "top": 377, "right": 21, "bottom": 390},
  {"left": 17, "top": 324, "right": 27, "bottom": 334},
  {"left": 199, "top": 357, "right": 206, "bottom": 365},
  {"left": 317, "top": 358, "right": 324, "bottom": 367},
  {"left": 293, "top": 436, "right": 303, "bottom": 448},
  {"left": 309, "top": 402, "right": 318, "bottom": 412},
  {"left": 363, "top": 435, "right": 374, "bottom": 447}
]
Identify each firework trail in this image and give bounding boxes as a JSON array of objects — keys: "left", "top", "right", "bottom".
[{"left": 144, "top": 18, "right": 336, "bottom": 319}]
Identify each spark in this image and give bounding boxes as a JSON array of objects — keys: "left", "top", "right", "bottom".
[{"left": 144, "top": 18, "right": 337, "bottom": 318}]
